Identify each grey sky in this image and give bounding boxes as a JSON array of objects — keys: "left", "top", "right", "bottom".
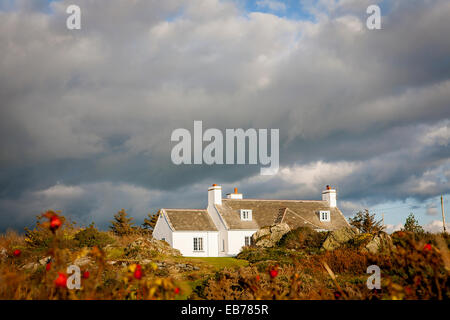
[{"left": 0, "top": 0, "right": 449, "bottom": 232}]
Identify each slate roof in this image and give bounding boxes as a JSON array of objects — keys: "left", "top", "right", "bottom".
[
  {"left": 215, "top": 199, "right": 350, "bottom": 231},
  {"left": 162, "top": 209, "right": 218, "bottom": 231}
]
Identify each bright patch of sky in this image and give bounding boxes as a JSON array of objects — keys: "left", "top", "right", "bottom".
[
  {"left": 233, "top": 0, "right": 316, "bottom": 21},
  {"left": 369, "top": 195, "right": 448, "bottom": 229}
]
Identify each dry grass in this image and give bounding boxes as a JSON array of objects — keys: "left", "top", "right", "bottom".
[{"left": 1, "top": 212, "right": 449, "bottom": 300}]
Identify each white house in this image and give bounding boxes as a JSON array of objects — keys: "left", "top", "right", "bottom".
[{"left": 153, "top": 184, "right": 350, "bottom": 257}]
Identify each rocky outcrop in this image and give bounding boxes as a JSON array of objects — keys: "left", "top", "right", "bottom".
[
  {"left": 363, "top": 232, "right": 393, "bottom": 254},
  {"left": 322, "top": 227, "right": 393, "bottom": 253},
  {"left": 124, "top": 237, "right": 181, "bottom": 259},
  {"left": 252, "top": 223, "right": 291, "bottom": 248},
  {"left": 154, "top": 261, "right": 200, "bottom": 272},
  {"left": 21, "top": 256, "right": 51, "bottom": 271},
  {"left": 322, "top": 227, "right": 358, "bottom": 251}
]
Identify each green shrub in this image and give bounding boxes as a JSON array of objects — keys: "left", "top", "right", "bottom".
[
  {"left": 278, "top": 227, "right": 327, "bottom": 252},
  {"left": 24, "top": 213, "right": 74, "bottom": 249},
  {"left": 74, "top": 224, "right": 114, "bottom": 248},
  {"left": 237, "top": 247, "right": 302, "bottom": 265}
]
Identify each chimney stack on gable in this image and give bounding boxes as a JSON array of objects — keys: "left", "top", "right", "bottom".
[
  {"left": 322, "top": 185, "right": 337, "bottom": 208},
  {"left": 208, "top": 184, "right": 222, "bottom": 206},
  {"left": 226, "top": 187, "right": 243, "bottom": 199}
]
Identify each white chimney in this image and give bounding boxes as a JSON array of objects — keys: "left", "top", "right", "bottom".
[
  {"left": 208, "top": 184, "right": 222, "bottom": 206},
  {"left": 322, "top": 185, "right": 337, "bottom": 208},
  {"left": 226, "top": 187, "right": 243, "bottom": 199}
]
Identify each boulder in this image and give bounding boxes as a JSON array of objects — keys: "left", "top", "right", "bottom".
[
  {"left": 364, "top": 232, "right": 393, "bottom": 254},
  {"left": 22, "top": 262, "right": 39, "bottom": 271},
  {"left": 74, "top": 256, "right": 93, "bottom": 267},
  {"left": 322, "top": 227, "right": 358, "bottom": 251},
  {"left": 0, "top": 247, "right": 7, "bottom": 262},
  {"left": 252, "top": 223, "right": 291, "bottom": 248},
  {"left": 39, "top": 256, "right": 51, "bottom": 265}
]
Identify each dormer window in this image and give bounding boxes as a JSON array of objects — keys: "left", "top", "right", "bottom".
[
  {"left": 240, "top": 209, "right": 252, "bottom": 221},
  {"left": 319, "top": 210, "right": 331, "bottom": 222}
]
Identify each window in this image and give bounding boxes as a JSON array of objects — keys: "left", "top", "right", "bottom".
[
  {"left": 244, "top": 236, "right": 251, "bottom": 246},
  {"left": 240, "top": 209, "right": 252, "bottom": 221},
  {"left": 161, "top": 237, "right": 165, "bottom": 242},
  {"left": 319, "top": 210, "right": 331, "bottom": 222},
  {"left": 193, "top": 237, "right": 203, "bottom": 251}
]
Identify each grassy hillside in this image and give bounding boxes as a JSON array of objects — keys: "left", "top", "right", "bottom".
[{"left": 1, "top": 211, "right": 449, "bottom": 300}]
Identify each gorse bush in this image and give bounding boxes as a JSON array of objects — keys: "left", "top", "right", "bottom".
[
  {"left": 278, "top": 227, "right": 327, "bottom": 251},
  {"left": 377, "top": 231, "right": 450, "bottom": 299},
  {"left": 24, "top": 211, "right": 76, "bottom": 250},
  {"left": 237, "top": 247, "right": 303, "bottom": 266},
  {"left": 74, "top": 224, "right": 115, "bottom": 248}
]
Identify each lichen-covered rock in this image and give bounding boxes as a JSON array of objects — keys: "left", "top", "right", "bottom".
[
  {"left": 322, "top": 227, "right": 358, "bottom": 251},
  {"left": 363, "top": 232, "right": 393, "bottom": 254},
  {"left": 252, "top": 223, "right": 291, "bottom": 248}
]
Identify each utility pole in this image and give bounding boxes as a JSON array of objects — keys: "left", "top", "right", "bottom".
[{"left": 441, "top": 195, "right": 447, "bottom": 233}]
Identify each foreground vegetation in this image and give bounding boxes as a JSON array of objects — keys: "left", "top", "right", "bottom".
[{"left": 0, "top": 210, "right": 449, "bottom": 300}]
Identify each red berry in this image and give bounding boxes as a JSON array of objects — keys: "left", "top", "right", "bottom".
[
  {"left": 50, "top": 216, "right": 62, "bottom": 231},
  {"left": 136, "top": 264, "right": 142, "bottom": 270},
  {"left": 269, "top": 269, "right": 278, "bottom": 278},
  {"left": 46, "top": 262, "right": 51, "bottom": 271},
  {"left": 54, "top": 272, "right": 68, "bottom": 288},
  {"left": 423, "top": 243, "right": 432, "bottom": 251},
  {"left": 82, "top": 271, "right": 90, "bottom": 279},
  {"left": 256, "top": 275, "right": 260, "bottom": 281},
  {"left": 174, "top": 287, "right": 180, "bottom": 294},
  {"left": 134, "top": 268, "right": 142, "bottom": 280},
  {"left": 13, "top": 249, "right": 21, "bottom": 257}
]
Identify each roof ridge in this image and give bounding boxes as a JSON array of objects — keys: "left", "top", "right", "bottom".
[
  {"left": 274, "top": 207, "right": 287, "bottom": 224},
  {"left": 222, "top": 199, "right": 327, "bottom": 202},
  {"left": 162, "top": 208, "right": 207, "bottom": 211},
  {"left": 160, "top": 209, "right": 176, "bottom": 231},
  {"left": 285, "top": 207, "right": 323, "bottom": 229}
]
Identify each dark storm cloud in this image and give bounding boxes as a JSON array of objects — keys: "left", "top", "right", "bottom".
[{"left": 0, "top": 0, "right": 449, "bottom": 231}]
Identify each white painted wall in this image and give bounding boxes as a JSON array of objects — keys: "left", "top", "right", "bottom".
[
  {"left": 153, "top": 213, "right": 173, "bottom": 246},
  {"left": 322, "top": 189, "right": 337, "bottom": 207},
  {"left": 172, "top": 231, "right": 219, "bottom": 257},
  {"left": 227, "top": 230, "right": 257, "bottom": 256},
  {"left": 208, "top": 185, "right": 222, "bottom": 206},
  {"left": 207, "top": 205, "right": 229, "bottom": 256}
]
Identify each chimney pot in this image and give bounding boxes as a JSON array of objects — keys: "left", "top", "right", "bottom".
[
  {"left": 212, "top": 184, "right": 217, "bottom": 186},
  {"left": 234, "top": 188, "right": 238, "bottom": 194}
]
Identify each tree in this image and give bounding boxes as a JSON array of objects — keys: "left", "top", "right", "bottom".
[
  {"left": 402, "top": 213, "right": 424, "bottom": 234},
  {"left": 349, "top": 209, "right": 384, "bottom": 234},
  {"left": 110, "top": 209, "right": 135, "bottom": 236},
  {"left": 142, "top": 211, "right": 160, "bottom": 234}
]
